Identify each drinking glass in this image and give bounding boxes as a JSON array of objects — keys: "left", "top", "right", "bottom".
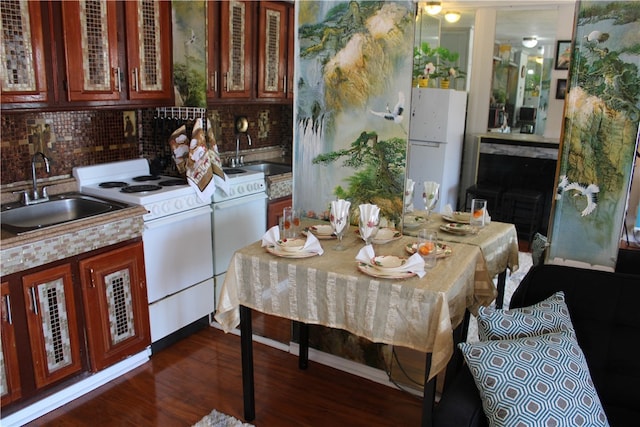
[
  {"left": 423, "top": 181, "right": 440, "bottom": 221},
  {"left": 330, "top": 200, "right": 351, "bottom": 251},
  {"left": 358, "top": 204, "right": 380, "bottom": 246},
  {"left": 282, "top": 207, "right": 299, "bottom": 239},
  {"left": 418, "top": 229, "right": 438, "bottom": 268},
  {"left": 470, "top": 199, "right": 487, "bottom": 229},
  {"left": 404, "top": 179, "right": 415, "bottom": 213}
]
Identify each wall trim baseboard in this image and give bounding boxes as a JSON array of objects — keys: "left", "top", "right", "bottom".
[{"left": 1, "top": 349, "right": 151, "bottom": 427}]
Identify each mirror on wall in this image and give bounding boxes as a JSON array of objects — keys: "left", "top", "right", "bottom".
[
  {"left": 490, "top": 8, "right": 559, "bottom": 135},
  {"left": 413, "top": 7, "right": 441, "bottom": 86}
]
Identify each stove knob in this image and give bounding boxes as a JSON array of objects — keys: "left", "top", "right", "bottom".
[
  {"left": 237, "top": 185, "right": 245, "bottom": 195},
  {"left": 176, "top": 199, "right": 184, "bottom": 210},
  {"left": 163, "top": 202, "right": 171, "bottom": 214}
]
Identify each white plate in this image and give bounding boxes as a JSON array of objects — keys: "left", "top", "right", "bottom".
[
  {"left": 357, "top": 263, "right": 415, "bottom": 279},
  {"left": 277, "top": 238, "right": 306, "bottom": 252},
  {"left": 403, "top": 215, "right": 426, "bottom": 229},
  {"left": 304, "top": 224, "right": 336, "bottom": 239},
  {"left": 371, "top": 228, "right": 402, "bottom": 244},
  {"left": 439, "top": 223, "right": 476, "bottom": 235},
  {"left": 442, "top": 212, "right": 471, "bottom": 224},
  {"left": 266, "top": 245, "right": 319, "bottom": 258},
  {"left": 371, "top": 255, "right": 407, "bottom": 271},
  {"left": 405, "top": 242, "right": 452, "bottom": 258}
]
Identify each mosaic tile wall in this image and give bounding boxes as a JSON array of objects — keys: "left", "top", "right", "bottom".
[{"left": 1, "top": 104, "right": 293, "bottom": 185}]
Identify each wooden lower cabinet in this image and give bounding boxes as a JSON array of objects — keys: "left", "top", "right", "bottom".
[
  {"left": 267, "top": 195, "right": 292, "bottom": 229},
  {"left": 21, "top": 264, "right": 83, "bottom": 389},
  {"left": 79, "top": 241, "right": 150, "bottom": 372},
  {"left": 1, "top": 281, "right": 22, "bottom": 406},
  {"left": 0, "top": 239, "right": 150, "bottom": 410}
]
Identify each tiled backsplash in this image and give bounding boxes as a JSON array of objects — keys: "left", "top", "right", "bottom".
[{"left": 1, "top": 104, "right": 293, "bottom": 186}]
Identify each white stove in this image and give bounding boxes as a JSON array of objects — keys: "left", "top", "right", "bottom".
[{"left": 74, "top": 159, "right": 208, "bottom": 221}]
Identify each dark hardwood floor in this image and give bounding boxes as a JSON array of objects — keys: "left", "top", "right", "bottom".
[{"left": 25, "top": 326, "right": 423, "bottom": 426}]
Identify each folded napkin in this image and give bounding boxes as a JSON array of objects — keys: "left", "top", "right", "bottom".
[
  {"left": 359, "top": 203, "right": 380, "bottom": 242},
  {"left": 355, "top": 245, "right": 425, "bottom": 278},
  {"left": 261, "top": 225, "right": 324, "bottom": 255},
  {"left": 330, "top": 199, "right": 351, "bottom": 235},
  {"left": 404, "top": 179, "right": 415, "bottom": 212}
]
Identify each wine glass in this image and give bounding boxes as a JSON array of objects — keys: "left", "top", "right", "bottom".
[
  {"left": 404, "top": 179, "right": 415, "bottom": 213},
  {"left": 423, "top": 181, "right": 440, "bottom": 221},
  {"left": 358, "top": 204, "right": 380, "bottom": 246},
  {"left": 330, "top": 200, "right": 351, "bottom": 251}
]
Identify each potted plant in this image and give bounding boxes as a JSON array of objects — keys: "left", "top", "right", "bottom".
[
  {"left": 433, "top": 46, "right": 466, "bottom": 89},
  {"left": 413, "top": 42, "right": 437, "bottom": 87}
]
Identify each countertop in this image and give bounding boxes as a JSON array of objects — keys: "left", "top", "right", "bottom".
[{"left": 476, "top": 132, "right": 560, "bottom": 147}]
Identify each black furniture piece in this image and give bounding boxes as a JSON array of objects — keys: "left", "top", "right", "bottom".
[
  {"left": 501, "top": 188, "right": 544, "bottom": 247},
  {"left": 465, "top": 184, "right": 504, "bottom": 221},
  {"left": 434, "top": 264, "right": 640, "bottom": 427}
]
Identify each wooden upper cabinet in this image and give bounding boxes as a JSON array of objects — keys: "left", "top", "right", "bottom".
[
  {"left": 124, "top": 0, "right": 172, "bottom": 102},
  {"left": 61, "top": 0, "right": 172, "bottom": 104},
  {"left": 61, "top": 0, "right": 120, "bottom": 102},
  {"left": 0, "top": 0, "right": 49, "bottom": 104},
  {"left": 257, "top": 2, "right": 287, "bottom": 99},
  {"left": 206, "top": 1, "right": 220, "bottom": 99},
  {"left": 287, "top": 4, "right": 294, "bottom": 100},
  {"left": 219, "top": 0, "right": 253, "bottom": 99}
]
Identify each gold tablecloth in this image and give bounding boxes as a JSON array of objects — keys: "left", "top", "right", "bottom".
[
  {"left": 215, "top": 228, "right": 495, "bottom": 379},
  {"left": 404, "top": 213, "right": 520, "bottom": 278}
]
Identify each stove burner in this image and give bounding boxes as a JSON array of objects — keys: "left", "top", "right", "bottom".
[
  {"left": 121, "top": 184, "right": 162, "bottom": 193},
  {"left": 132, "top": 175, "right": 161, "bottom": 182},
  {"left": 99, "top": 181, "right": 129, "bottom": 188},
  {"left": 159, "top": 178, "right": 188, "bottom": 187}
]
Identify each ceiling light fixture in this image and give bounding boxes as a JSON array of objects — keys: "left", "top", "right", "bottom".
[
  {"left": 522, "top": 37, "right": 538, "bottom": 48},
  {"left": 444, "top": 11, "right": 461, "bottom": 23},
  {"left": 424, "top": 1, "right": 442, "bottom": 16}
]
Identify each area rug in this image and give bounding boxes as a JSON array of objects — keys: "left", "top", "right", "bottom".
[
  {"left": 192, "top": 409, "right": 255, "bottom": 427},
  {"left": 467, "top": 251, "right": 534, "bottom": 342}
]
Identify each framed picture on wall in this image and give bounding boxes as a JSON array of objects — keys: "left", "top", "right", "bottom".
[
  {"left": 555, "top": 40, "right": 572, "bottom": 70},
  {"left": 556, "top": 79, "right": 567, "bottom": 99}
]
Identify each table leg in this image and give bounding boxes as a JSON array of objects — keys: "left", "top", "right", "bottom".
[
  {"left": 422, "top": 353, "right": 435, "bottom": 427},
  {"left": 240, "top": 306, "right": 255, "bottom": 421},
  {"left": 443, "top": 309, "right": 471, "bottom": 392},
  {"left": 496, "top": 270, "right": 507, "bottom": 309},
  {"left": 298, "top": 322, "right": 309, "bottom": 370}
]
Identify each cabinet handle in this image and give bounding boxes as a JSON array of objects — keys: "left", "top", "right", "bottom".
[
  {"left": 3, "top": 295, "right": 12, "bottom": 325},
  {"left": 225, "top": 72, "right": 229, "bottom": 92},
  {"left": 283, "top": 75, "right": 287, "bottom": 94},
  {"left": 115, "top": 68, "right": 122, "bottom": 92},
  {"left": 132, "top": 68, "right": 139, "bottom": 92},
  {"left": 211, "top": 71, "right": 218, "bottom": 92},
  {"left": 89, "top": 268, "right": 96, "bottom": 288},
  {"left": 29, "top": 287, "right": 38, "bottom": 316}
]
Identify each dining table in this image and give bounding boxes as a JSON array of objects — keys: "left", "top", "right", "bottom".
[
  {"left": 403, "top": 211, "right": 520, "bottom": 308},
  {"left": 214, "top": 221, "right": 500, "bottom": 427}
]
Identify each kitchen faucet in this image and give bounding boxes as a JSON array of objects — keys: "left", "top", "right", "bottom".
[
  {"left": 29, "top": 151, "right": 51, "bottom": 203},
  {"left": 233, "top": 133, "right": 252, "bottom": 167}
]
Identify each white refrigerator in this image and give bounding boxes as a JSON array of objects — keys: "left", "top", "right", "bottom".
[{"left": 407, "top": 88, "right": 467, "bottom": 211}]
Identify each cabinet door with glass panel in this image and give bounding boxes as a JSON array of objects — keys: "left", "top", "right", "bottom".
[
  {"left": 0, "top": 0, "right": 49, "bottom": 104},
  {"left": 61, "top": 0, "right": 172, "bottom": 104},
  {"left": 79, "top": 241, "right": 150, "bottom": 372},
  {"left": 219, "top": 0, "right": 253, "bottom": 99},
  {"left": 257, "top": 1, "right": 288, "bottom": 99}
]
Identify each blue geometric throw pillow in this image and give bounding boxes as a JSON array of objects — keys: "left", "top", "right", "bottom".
[
  {"left": 477, "top": 291, "right": 574, "bottom": 341},
  {"left": 459, "top": 331, "right": 609, "bottom": 427}
]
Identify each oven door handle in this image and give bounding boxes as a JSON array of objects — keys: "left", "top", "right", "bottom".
[
  {"left": 214, "top": 193, "right": 267, "bottom": 210},
  {"left": 144, "top": 205, "right": 212, "bottom": 230}
]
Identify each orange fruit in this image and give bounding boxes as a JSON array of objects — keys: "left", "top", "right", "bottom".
[
  {"left": 419, "top": 242, "right": 435, "bottom": 255},
  {"left": 284, "top": 220, "right": 291, "bottom": 229},
  {"left": 473, "top": 209, "right": 483, "bottom": 218},
  {"left": 293, "top": 218, "right": 300, "bottom": 226}
]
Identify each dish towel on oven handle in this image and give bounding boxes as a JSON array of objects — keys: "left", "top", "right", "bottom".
[{"left": 170, "top": 118, "right": 230, "bottom": 203}]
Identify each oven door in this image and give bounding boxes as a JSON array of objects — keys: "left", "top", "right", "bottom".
[
  {"left": 143, "top": 205, "right": 213, "bottom": 304},
  {"left": 212, "top": 192, "right": 267, "bottom": 278}
]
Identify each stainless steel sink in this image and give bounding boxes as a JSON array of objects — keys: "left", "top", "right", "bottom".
[
  {"left": 241, "top": 162, "right": 292, "bottom": 176},
  {"left": 1, "top": 193, "right": 131, "bottom": 235}
]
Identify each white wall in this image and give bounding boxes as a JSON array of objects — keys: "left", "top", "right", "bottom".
[{"left": 543, "top": 4, "right": 576, "bottom": 138}]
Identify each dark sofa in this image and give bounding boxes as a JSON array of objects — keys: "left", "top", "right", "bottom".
[{"left": 434, "top": 264, "right": 640, "bottom": 427}]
